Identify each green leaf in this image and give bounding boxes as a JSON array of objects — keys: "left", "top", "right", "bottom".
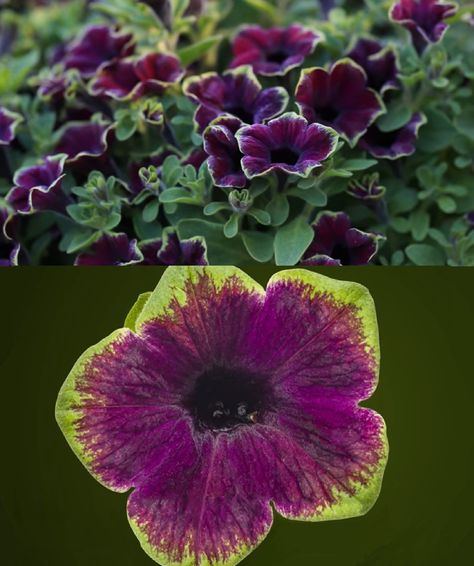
[
  {"left": 243, "top": 0, "right": 276, "bottom": 16},
  {"left": 241, "top": 231, "right": 274, "bottom": 262},
  {"left": 417, "top": 109, "right": 456, "bottom": 152},
  {"left": 288, "top": 186, "right": 327, "bottom": 207},
  {"left": 116, "top": 114, "right": 138, "bottom": 141},
  {"left": 224, "top": 213, "right": 239, "bottom": 238},
  {"left": 66, "top": 231, "right": 98, "bottom": 254},
  {"left": 274, "top": 216, "right": 314, "bottom": 266},
  {"left": 342, "top": 159, "right": 378, "bottom": 171},
  {"left": 454, "top": 107, "right": 474, "bottom": 141},
  {"left": 410, "top": 209, "right": 430, "bottom": 241},
  {"left": 178, "top": 35, "right": 223, "bottom": 66},
  {"left": 248, "top": 208, "right": 271, "bottom": 225},
  {"left": 405, "top": 244, "right": 445, "bottom": 266},
  {"left": 266, "top": 195, "right": 289, "bottom": 226},
  {"left": 203, "top": 202, "right": 230, "bottom": 215},
  {"left": 159, "top": 188, "right": 195, "bottom": 204},
  {"left": 142, "top": 199, "right": 160, "bottom": 223},
  {"left": 377, "top": 102, "right": 412, "bottom": 132},
  {"left": 437, "top": 195, "right": 457, "bottom": 214}
]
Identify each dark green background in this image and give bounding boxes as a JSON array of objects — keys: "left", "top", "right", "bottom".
[{"left": 1, "top": 268, "right": 472, "bottom": 566}]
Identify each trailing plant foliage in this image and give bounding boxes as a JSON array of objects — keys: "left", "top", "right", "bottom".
[{"left": 0, "top": 0, "right": 473, "bottom": 265}]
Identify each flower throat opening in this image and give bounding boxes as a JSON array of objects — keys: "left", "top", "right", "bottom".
[{"left": 186, "top": 367, "right": 270, "bottom": 432}]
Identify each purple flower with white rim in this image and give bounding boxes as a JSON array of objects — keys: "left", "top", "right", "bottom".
[
  {"left": 230, "top": 24, "right": 321, "bottom": 76},
  {"left": 0, "top": 107, "right": 22, "bottom": 146},
  {"left": 139, "top": 232, "right": 208, "bottom": 265},
  {"left": 63, "top": 25, "right": 135, "bottom": 78},
  {"left": 302, "top": 211, "right": 380, "bottom": 266},
  {"left": 183, "top": 66, "right": 289, "bottom": 131},
  {"left": 359, "top": 112, "right": 426, "bottom": 160},
  {"left": 0, "top": 204, "right": 20, "bottom": 267},
  {"left": 347, "top": 38, "right": 400, "bottom": 94},
  {"left": 389, "top": 0, "right": 458, "bottom": 54},
  {"left": 203, "top": 115, "right": 246, "bottom": 188},
  {"left": 75, "top": 233, "right": 143, "bottom": 266},
  {"left": 55, "top": 121, "right": 114, "bottom": 164},
  {"left": 6, "top": 154, "right": 69, "bottom": 215},
  {"left": 56, "top": 266, "right": 387, "bottom": 566},
  {"left": 236, "top": 112, "right": 338, "bottom": 179},
  {"left": 90, "top": 53, "right": 184, "bottom": 101},
  {"left": 295, "top": 59, "right": 385, "bottom": 146}
]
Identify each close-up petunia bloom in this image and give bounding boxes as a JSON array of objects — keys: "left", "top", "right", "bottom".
[
  {"left": 139, "top": 231, "right": 208, "bottom": 265},
  {"left": 90, "top": 53, "right": 184, "bottom": 101},
  {"left": 203, "top": 115, "right": 246, "bottom": 188},
  {"left": 359, "top": 112, "right": 426, "bottom": 160},
  {"left": 183, "top": 66, "right": 289, "bottom": 131},
  {"left": 0, "top": 106, "right": 22, "bottom": 146},
  {"left": 295, "top": 59, "right": 385, "bottom": 146},
  {"left": 302, "top": 212, "right": 381, "bottom": 266},
  {"left": 6, "top": 154, "right": 69, "bottom": 215},
  {"left": 75, "top": 232, "right": 143, "bottom": 266},
  {"left": 62, "top": 24, "right": 135, "bottom": 78},
  {"left": 230, "top": 24, "right": 321, "bottom": 76},
  {"left": 236, "top": 112, "right": 338, "bottom": 178},
  {"left": 346, "top": 38, "right": 399, "bottom": 95},
  {"left": 389, "top": 0, "right": 458, "bottom": 54},
  {"left": 55, "top": 267, "right": 388, "bottom": 566}
]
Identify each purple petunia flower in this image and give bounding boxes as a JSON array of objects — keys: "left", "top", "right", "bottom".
[
  {"left": 295, "top": 59, "right": 385, "bottom": 146},
  {"left": 139, "top": 232, "right": 208, "bottom": 265},
  {"left": 6, "top": 154, "right": 69, "bottom": 215},
  {"left": 0, "top": 107, "right": 22, "bottom": 146},
  {"left": 236, "top": 112, "right": 338, "bottom": 178},
  {"left": 182, "top": 148, "right": 208, "bottom": 170},
  {"left": 0, "top": 204, "right": 20, "bottom": 267},
  {"left": 62, "top": 25, "right": 135, "bottom": 78},
  {"left": 348, "top": 174, "right": 386, "bottom": 201},
  {"left": 347, "top": 38, "right": 399, "bottom": 94},
  {"left": 183, "top": 66, "right": 289, "bottom": 132},
  {"left": 75, "top": 233, "right": 143, "bottom": 266},
  {"left": 90, "top": 53, "right": 184, "bottom": 101},
  {"left": 230, "top": 24, "right": 321, "bottom": 76},
  {"left": 302, "top": 212, "right": 380, "bottom": 266},
  {"left": 359, "top": 112, "right": 426, "bottom": 160},
  {"left": 203, "top": 115, "right": 246, "bottom": 188},
  {"left": 56, "top": 267, "right": 388, "bottom": 566},
  {"left": 55, "top": 121, "right": 114, "bottom": 164},
  {"left": 389, "top": 0, "right": 458, "bottom": 54}
]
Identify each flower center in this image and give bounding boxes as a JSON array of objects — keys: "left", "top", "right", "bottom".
[
  {"left": 270, "top": 147, "right": 300, "bottom": 166},
  {"left": 331, "top": 242, "right": 351, "bottom": 265},
  {"left": 314, "top": 104, "right": 339, "bottom": 125},
  {"left": 186, "top": 367, "right": 270, "bottom": 432},
  {"left": 224, "top": 105, "right": 254, "bottom": 124},
  {"left": 266, "top": 49, "right": 290, "bottom": 65}
]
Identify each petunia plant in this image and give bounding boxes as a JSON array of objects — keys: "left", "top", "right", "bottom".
[
  {"left": 56, "top": 266, "right": 388, "bottom": 565},
  {"left": 0, "top": 0, "right": 473, "bottom": 265}
]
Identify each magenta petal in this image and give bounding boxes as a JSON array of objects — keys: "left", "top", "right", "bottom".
[
  {"left": 390, "top": 0, "right": 458, "bottom": 52},
  {"left": 230, "top": 25, "right": 321, "bottom": 76},
  {"left": 63, "top": 24, "right": 135, "bottom": 78},
  {"left": 359, "top": 112, "right": 426, "bottom": 159},
  {"left": 75, "top": 233, "right": 143, "bottom": 266},
  {"left": 56, "top": 122, "right": 113, "bottom": 163},
  {"left": 0, "top": 107, "right": 22, "bottom": 146},
  {"left": 296, "top": 60, "right": 385, "bottom": 145},
  {"left": 140, "top": 232, "right": 209, "bottom": 265}
]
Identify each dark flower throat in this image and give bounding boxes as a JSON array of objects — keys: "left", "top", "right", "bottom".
[{"left": 186, "top": 367, "right": 270, "bottom": 432}]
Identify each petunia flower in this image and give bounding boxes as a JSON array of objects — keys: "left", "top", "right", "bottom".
[
  {"left": 347, "top": 174, "right": 386, "bottom": 201},
  {"left": 295, "top": 59, "right": 385, "bottom": 146},
  {"left": 90, "top": 53, "right": 184, "bottom": 101},
  {"left": 6, "top": 154, "right": 69, "bottom": 215},
  {"left": 230, "top": 24, "right": 321, "bottom": 76},
  {"left": 63, "top": 25, "right": 135, "bottom": 78},
  {"left": 56, "top": 266, "right": 388, "bottom": 566},
  {"left": 0, "top": 204, "right": 20, "bottom": 266},
  {"left": 358, "top": 112, "right": 426, "bottom": 160},
  {"left": 55, "top": 121, "right": 114, "bottom": 164},
  {"left": 302, "top": 211, "right": 381, "bottom": 266},
  {"left": 182, "top": 148, "right": 208, "bottom": 170},
  {"left": 139, "top": 231, "right": 208, "bottom": 265},
  {"left": 236, "top": 112, "right": 338, "bottom": 178},
  {"left": 0, "top": 107, "right": 22, "bottom": 146},
  {"left": 183, "top": 66, "right": 289, "bottom": 131},
  {"left": 75, "top": 232, "right": 143, "bottom": 266},
  {"left": 346, "top": 38, "right": 399, "bottom": 94},
  {"left": 389, "top": 0, "right": 458, "bottom": 54},
  {"left": 203, "top": 115, "right": 246, "bottom": 188}
]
